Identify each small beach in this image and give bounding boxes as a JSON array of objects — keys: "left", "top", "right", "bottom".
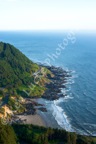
[{"left": 16, "top": 112, "right": 46, "bottom": 127}]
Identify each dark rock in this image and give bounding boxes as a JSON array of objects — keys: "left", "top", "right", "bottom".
[
  {"left": 38, "top": 107, "right": 47, "bottom": 112},
  {"left": 41, "top": 65, "right": 71, "bottom": 101}
]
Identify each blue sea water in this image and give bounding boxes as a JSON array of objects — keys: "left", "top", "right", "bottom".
[{"left": 0, "top": 31, "right": 96, "bottom": 135}]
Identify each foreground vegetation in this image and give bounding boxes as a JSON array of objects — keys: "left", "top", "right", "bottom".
[
  {"left": 12, "top": 124, "right": 96, "bottom": 144},
  {"left": 0, "top": 122, "right": 17, "bottom": 144},
  {"left": 0, "top": 122, "right": 96, "bottom": 144}
]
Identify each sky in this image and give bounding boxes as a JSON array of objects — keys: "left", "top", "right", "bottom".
[{"left": 0, "top": 0, "right": 96, "bottom": 30}]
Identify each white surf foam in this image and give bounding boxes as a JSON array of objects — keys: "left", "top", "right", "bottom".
[
  {"left": 50, "top": 98, "right": 74, "bottom": 132},
  {"left": 64, "top": 95, "right": 74, "bottom": 100}
]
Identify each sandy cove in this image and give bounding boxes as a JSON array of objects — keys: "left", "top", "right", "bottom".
[{"left": 14, "top": 113, "right": 46, "bottom": 127}]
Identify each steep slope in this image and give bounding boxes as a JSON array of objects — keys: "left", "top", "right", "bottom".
[{"left": 0, "top": 42, "right": 39, "bottom": 88}]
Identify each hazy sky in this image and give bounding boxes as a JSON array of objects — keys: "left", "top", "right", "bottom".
[{"left": 0, "top": 0, "right": 96, "bottom": 30}]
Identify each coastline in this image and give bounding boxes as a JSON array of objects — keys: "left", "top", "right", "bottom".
[{"left": 11, "top": 66, "right": 72, "bottom": 129}]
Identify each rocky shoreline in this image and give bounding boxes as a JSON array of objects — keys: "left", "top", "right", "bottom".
[
  {"left": 42, "top": 65, "right": 71, "bottom": 100},
  {"left": 22, "top": 65, "right": 72, "bottom": 113},
  {"left": 11, "top": 65, "right": 72, "bottom": 124}
]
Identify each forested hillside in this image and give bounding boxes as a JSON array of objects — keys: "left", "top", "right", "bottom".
[
  {"left": 0, "top": 42, "right": 39, "bottom": 88},
  {"left": 0, "top": 42, "right": 52, "bottom": 97}
]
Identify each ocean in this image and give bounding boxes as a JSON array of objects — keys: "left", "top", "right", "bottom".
[{"left": 0, "top": 31, "right": 96, "bottom": 136}]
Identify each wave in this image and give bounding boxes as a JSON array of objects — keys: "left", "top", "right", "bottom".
[
  {"left": 64, "top": 71, "right": 78, "bottom": 86},
  {"left": 65, "top": 80, "right": 75, "bottom": 85},
  {"left": 50, "top": 98, "right": 74, "bottom": 132},
  {"left": 83, "top": 91, "right": 96, "bottom": 102},
  {"left": 83, "top": 124, "right": 96, "bottom": 136},
  {"left": 83, "top": 123, "right": 96, "bottom": 128},
  {"left": 64, "top": 95, "right": 74, "bottom": 100}
]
